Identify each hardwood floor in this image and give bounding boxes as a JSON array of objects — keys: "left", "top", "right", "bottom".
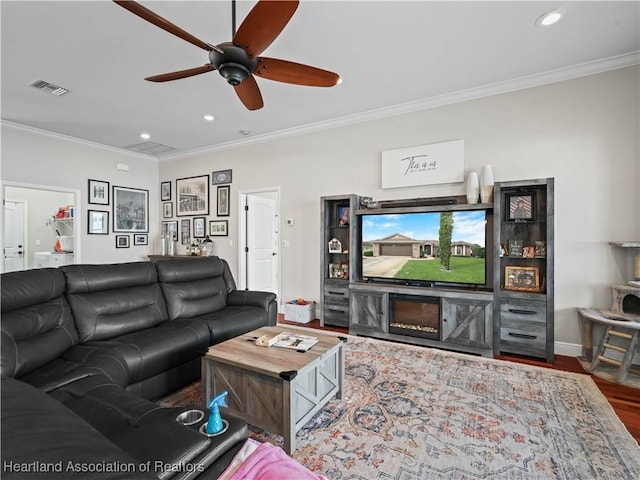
[{"left": 279, "top": 317, "right": 640, "bottom": 444}]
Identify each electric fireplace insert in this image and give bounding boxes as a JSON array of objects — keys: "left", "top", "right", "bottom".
[{"left": 389, "top": 294, "right": 441, "bottom": 340}]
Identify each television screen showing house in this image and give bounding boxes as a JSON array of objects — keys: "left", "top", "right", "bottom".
[{"left": 361, "top": 210, "right": 487, "bottom": 285}]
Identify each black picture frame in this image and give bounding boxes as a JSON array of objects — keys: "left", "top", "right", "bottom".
[
  {"left": 193, "top": 217, "right": 206, "bottom": 238},
  {"left": 217, "top": 186, "right": 230, "bottom": 216},
  {"left": 115, "top": 235, "right": 130, "bottom": 248},
  {"left": 161, "top": 181, "right": 172, "bottom": 201},
  {"left": 88, "top": 179, "right": 109, "bottom": 205},
  {"left": 180, "top": 219, "right": 191, "bottom": 245},
  {"left": 161, "top": 220, "right": 178, "bottom": 241},
  {"left": 212, "top": 169, "right": 232, "bottom": 185},
  {"left": 209, "top": 220, "right": 228, "bottom": 236},
  {"left": 176, "top": 175, "right": 210, "bottom": 216},
  {"left": 505, "top": 192, "right": 535, "bottom": 222},
  {"left": 87, "top": 210, "right": 109, "bottom": 235},
  {"left": 162, "top": 202, "right": 173, "bottom": 219},
  {"left": 113, "top": 186, "right": 149, "bottom": 233},
  {"left": 133, "top": 234, "right": 148, "bottom": 246}
]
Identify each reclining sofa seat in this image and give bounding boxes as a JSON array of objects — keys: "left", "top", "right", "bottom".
[{"left": 61, "top": 262, "right": 211, "bottom": 400}]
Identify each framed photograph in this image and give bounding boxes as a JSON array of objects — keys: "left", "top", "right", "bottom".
[
  {"left": 506, "top": 192, "right": 535, "bottom": 222},
  {"left": 328, "top": 237, "right": 342, "bottom": 253},
  {"left": 88, "top": 179, "right": 109, "bottom": 205},
  {"left": 133, "top": 234, "right": 148, "bottom": 246},
  {"left": 88, "top": 210, "right": 109, "bottom": 234},
  {"left": 504, "top": 265, "right": 540, "bottom": 292},
  {"left": 113, "top": 186, "right": 149, "bottom": 233},
  {"left": 176, "top": 175, "right": 209, "bottom": 216},
  {"left": 161, "top": 220, "right": 178, "bottom": 241},
  {"left": 535, "top": 241, "right": 547, "bottom": 258},
  {"left": 212, "top": 169, "right": 232, "bottom": 185},
  {"left": 193, "top": 217, "right": 206, "bottom": 238},
  {"left": 337, "top": 205, "right": 349, "bottom": 227},
  {"left": 217, "top": 186, "right": 230, "bottom": 216},
  {"left": 115, "top": 235, "right": 130, "bottom": 248},
  {"left": 161, "top": 181, "right": 172, "bottom": 201},
  {"left": 180, "top": 219, "right": 191, "bottom": 245},
  {"left": 209, "top": 220, "right": 228, "bottom": 236},
  {"left": 163, "top": 202, "right": 173, "bottom": 219}
]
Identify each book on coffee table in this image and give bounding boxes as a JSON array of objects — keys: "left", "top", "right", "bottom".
[{"left": 273, "top": 332, "right": 318, "bottom": 351}]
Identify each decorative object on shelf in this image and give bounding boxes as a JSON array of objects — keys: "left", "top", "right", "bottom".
[
  {"left": 176, "top": 175, "right": 210, "bottom": 216},
  {"left": 523, "top": 246, "right": 536, "bottom": 258},
  {"left": 133, "top": 234, "right": 148, "bottom": 246},
  {"left": 115, "top": 235, "right": 130, "bottom": 248},
  {"left": 508, "top": 239, "right": 523, "bottom": 257},
  {"left": 337, "top": 206, "right": 349, "bottom": 226},
  {"left": 381, "top": 139, "right": 464, "bottom": 189},
  {"left": 329, "top": 263, "right": 348, "bottom": 279},
  {"left": 500, "top": 243, "right": 509, "bottom": 257},
  {"left": 328, "top": 238, "right": 342, "bottom": 253},
  {"left": 535, "top": 241, "right": 547, "bottom": 258},
  {"left": 113, "top": 185, "right": 149, "bottom": 233},
  {"left": 212, "top": 169, "right": 232, "bottom": 185},
  {"left": 209, "top": 220, "right": 228, "bottom": 236},
  {"left": 217, "top": 185, "right": 230, "bottom": 216},
  {"left": 504, "top": 265, "right": 541, "bottom": 292},
  {"left": 161, "top": 181, "right": 171, "bottom": 201},
  {"left": 360, "top": 196, "right": 379, "bottom": 209},
  {"left": 163, "top": 202, "right": 173, "bottom": 218},
  {"left": 202, "top": 236, "right": 214, "bottom": 256},
  {"left": 505, "top": 192, "right": 535, "bottom": 222},
  {"left": 88, "top": 179, "right": 109, "bottom": 205},
  {"left": 193, "top": 217, "right": 206, "bottom": 238},
  {"left": 465, "top": 171, "right": 479, "bottom": 204},
  {"left": 479, "top": 164, "right": 494, "bottom": 203},
  {"left": 88, "top": 210, "right": 109, "bottom": 235}
]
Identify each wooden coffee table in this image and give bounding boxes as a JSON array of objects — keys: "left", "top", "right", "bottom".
[{"left": 201, "top": 326, "right": 345, "bottom": 454}]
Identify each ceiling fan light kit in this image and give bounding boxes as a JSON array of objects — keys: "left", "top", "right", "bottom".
[{"left": 113, "top": 0, "right": 340, "bottom": 110}]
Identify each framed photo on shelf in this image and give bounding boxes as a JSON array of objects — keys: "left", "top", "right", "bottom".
[
  {"left": 115, "top": 235, "right": 130, "bottom": 248},
  {"left": 113, "top": 186, "right": 149, "bottom": 233},
  {"left": 209, "top": 220, "right": 228, "bottom": 236},
  {"left": 504, "top": 265, "right": 540, "bottom": 292},
  {"left": 88, "top": 210, "right": 109, "bottom": 235},
  {"left": 505, "top": 192, "right": 535, "bottom": 222},
  {"left": 176, "top": 175, "right": 209, "bottom": 216},
  {"left": 161, "top": 181, "right": 172, "bottom": 201},
  {"left": 162, "top": 202, "right": 173, "bottom": 219},
  {"left": 161, "top": 220, "right": 178, "bottom": 241},
  {"left": 534, "top": 241, "right": 547, "bottom": 258},
  {"left": 217, "top": 186, "right": 230, "bottom": 216},
  {"left": 328, "top": 238, "right": 342, "bottom": 253},
  {"left": 193, "top": 217, "right": 206, "bottom": 238},
  {"left": 336, "top": 206, "right": 349, "bottom": 227},
  {"left": 88, "top": 179, "right": 110, "bottom": 205},
  {"left": 133, "top": 234, "right": 148, "bottom": 246}
]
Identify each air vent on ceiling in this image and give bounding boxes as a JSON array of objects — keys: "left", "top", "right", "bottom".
[
  {"left": 28, "top": 79, "right": 69, "bottom": 96},
  {"left": 124, "top": 141, "right": 176, "bottom": 155}
]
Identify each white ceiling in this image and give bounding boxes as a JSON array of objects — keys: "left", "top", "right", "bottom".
[{"left": 2, "top": 1, "right": 639, "bottom": 160}]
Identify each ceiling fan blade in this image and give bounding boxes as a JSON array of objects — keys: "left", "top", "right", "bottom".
[
  {"left": 255, "top": 57, "right": 340, "bottom": 87},
  {"left": 233, "top": 1, "right": 299, "bottom": 58},
  {"left": 113, "top": 1, "right": 214, "bottom": 51},
  {"left": 234, "top": 74, "right": 264, "bottom": 110},
  {"left": 145, "top": 64, "right": 216, "bottom": 82}
]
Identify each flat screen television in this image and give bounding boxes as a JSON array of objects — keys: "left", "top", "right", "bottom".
[{"left": 360, "top": 209, "right": 489, "bottom": 287}]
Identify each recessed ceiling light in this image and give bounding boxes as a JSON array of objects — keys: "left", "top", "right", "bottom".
[
  {"left": 536, "top": 8, "right": 565, "bottom": 27},
  {"left": 204, "top": 114, "right": 215, "bottom": 122},
  {"left": 140, "top": 132, "right": 151, "bottom": 140}
]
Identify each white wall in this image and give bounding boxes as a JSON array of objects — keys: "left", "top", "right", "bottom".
[
  {"left": 159, "top": 66, "right": 640, "bottom": 347},
  {"left": 1, "top": 127, "right": 159, "bottom": 263}
]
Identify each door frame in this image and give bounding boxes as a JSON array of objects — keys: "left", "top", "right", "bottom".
[
  {"left": 3, "top": 199, "right": 27, "bottom": 272},
  {"left": 1, "top": 181, "right": 82, "bottom": 272},
  {"left": 237, "top": 187, "right": 281, "bottom": 301}
]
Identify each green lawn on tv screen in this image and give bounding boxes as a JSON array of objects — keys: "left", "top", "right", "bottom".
[{"left": 395, "top": 257, "right": 486, "bottom": 284}]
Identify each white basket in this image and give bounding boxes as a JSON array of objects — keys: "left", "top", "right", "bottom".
[
  {"left": 284, "top": 302, "right": 315, "bottom": 324},
  {"left": 59, "top": 236, "right": 74, "bottom": 252}
]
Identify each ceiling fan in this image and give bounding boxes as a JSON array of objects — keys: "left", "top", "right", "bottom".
[{"left": 113, "top": 0, "right": 340, "bottom": 110}]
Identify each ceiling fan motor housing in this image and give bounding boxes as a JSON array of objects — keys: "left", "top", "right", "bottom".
[{"left": 209, "top": 42, "right": 259, "bottom": 85}]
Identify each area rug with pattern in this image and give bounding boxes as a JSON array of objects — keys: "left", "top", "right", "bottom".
[{"left": 160, "top": 333, "right": 640, "bottom": 479}]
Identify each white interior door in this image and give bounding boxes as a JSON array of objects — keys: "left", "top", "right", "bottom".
[
  {"left": 4, "top": 200, "right": 26, "bottom": 272},
  {"left": 240, "top": 190, "right": 280, "bottom": 298}
]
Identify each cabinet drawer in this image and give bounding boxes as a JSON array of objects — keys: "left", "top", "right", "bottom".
[
  {"left": 500, "top": 299, "right": 546, "bottom": 323},
  {"left": 500, "top": 321, "right": 546, "bottom": 352},
  {"left": 323, "top": 304, "right": 349, "bottom": 326},
  {"left": 324, "top": 285, "right": 349, "bottom": 304}
]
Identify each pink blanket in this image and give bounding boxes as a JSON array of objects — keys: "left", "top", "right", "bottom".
[{"left": 220, "top": 439, "right": 328, "bottom": 480}]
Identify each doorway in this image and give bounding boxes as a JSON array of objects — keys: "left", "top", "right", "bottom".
[
  {"left": 2, "top": 182, "right": 80, "bottom": 272},
  {"left": 238, "top": 188, "right": 280, "bottom": 300}
]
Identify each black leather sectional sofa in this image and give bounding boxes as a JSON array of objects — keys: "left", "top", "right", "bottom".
[{"left": 1, "top": 257, "right": 277, "bottom": 479}]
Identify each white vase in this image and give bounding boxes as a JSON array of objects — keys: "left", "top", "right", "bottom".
[
  {"left": 480, "top": 164, "right": 494, "bottom": 203},
  {"left": 465, "top": 172, "right": 479, "bottom": 204}
]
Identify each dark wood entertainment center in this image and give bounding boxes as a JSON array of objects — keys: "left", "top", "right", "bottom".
[{"left": 320, "top": 178, "right": 554, "bottom": 361}]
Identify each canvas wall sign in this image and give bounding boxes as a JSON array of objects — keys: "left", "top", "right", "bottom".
[{"left": 381, "top": 139, "right": 464, "bottom": 189}]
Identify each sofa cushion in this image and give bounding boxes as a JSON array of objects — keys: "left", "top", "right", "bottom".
[
  {"left": 197, "top": 306, "right": 271, "bottom": 345},
  {"left": 156, "top": 257, "right": 233, "bottom": 320},
  {"left": 62, "top": 263, "right": 169, "bottom": 342},
  {"left": 1, "top": 268, "right": 79, "bottom": 378}
]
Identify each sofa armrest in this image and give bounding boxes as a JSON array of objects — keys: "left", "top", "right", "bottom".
[{"left": 226, "top": 290, "right": 277, "bottom": 326}]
